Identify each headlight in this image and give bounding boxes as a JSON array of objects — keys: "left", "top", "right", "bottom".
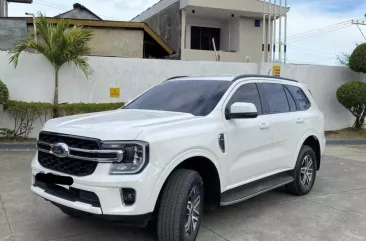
[{"left": 101, "top": 141, "right": 149, "bottom": 175}]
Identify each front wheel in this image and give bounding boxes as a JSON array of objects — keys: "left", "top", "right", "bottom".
[
  {"left": 157, "top": 169, "right": 204, "bottom": 241},
  {"left": 287, "top": 145, "right": 317, "bottom": 196}
]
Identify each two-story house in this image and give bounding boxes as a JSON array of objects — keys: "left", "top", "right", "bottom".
[{"left": 132, "top": 0, "right": 288, "bottom": 63}]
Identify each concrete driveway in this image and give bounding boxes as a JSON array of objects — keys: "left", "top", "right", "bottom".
[{"left": 1, "top": 145, "right": 366, "bottom": 241}]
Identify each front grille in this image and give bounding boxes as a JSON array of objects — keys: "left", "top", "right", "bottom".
[
  {"left": 38, "top": 132, "right": 101, "bottom": 176},
  {"left": 38, "top": 152, "right": 98, "bottom": 176},
  {"left": 39, "top": 132, "right": 100, "bottom": 150}
]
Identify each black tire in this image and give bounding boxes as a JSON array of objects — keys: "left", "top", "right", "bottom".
[
  {"left": 287, "top": 145, "right": 317, "bottom": 196},
  {"left": 157, "top": 169, "right": 204, "bottom": 241},
  {"left": 59, "top": 207, "right": 81, "bottom": 218}
]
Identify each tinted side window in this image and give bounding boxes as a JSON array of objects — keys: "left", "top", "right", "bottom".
[
  {"left": 227, "top": 83, "right": 262, "bottom": 114},
  {"left": 262, "top": 83, "right": 290, "bottom": 114},
  {"left": 287, "top": 86, "right": 311, "bottom": 110},
  {"left": 284, "top": 86, "right": 297, "bottom": 111}
]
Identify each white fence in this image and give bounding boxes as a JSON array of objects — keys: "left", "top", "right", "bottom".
[{"left": 0, "top": 51, "right": 365, "bottom": 138}]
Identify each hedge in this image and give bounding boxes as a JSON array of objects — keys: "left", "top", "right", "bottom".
[
  {"left": 4, "top": 101, "right": 53, "bottom": 138},
  {"left": 57, "top": 102, "right": 124, "bottom": 116},
  {"left": 349, "top": 43, "right": 366, "bottom": 74},
  {"left": 336, "top": 81, "right": 366, "bottom": 129},
  {"left": 2, "top": 101, "right": 124, "bottom": 139}
]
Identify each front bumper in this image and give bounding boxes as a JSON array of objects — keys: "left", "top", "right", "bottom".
[{"left": 31, "top": 152, "right": 163, "bottom": 217}]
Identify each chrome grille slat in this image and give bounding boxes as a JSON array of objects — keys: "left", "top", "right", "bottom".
[{"left": 37, "top": 132, "right": 123, "bottom": 176}]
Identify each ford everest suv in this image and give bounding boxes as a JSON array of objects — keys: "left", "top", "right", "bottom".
[{"left": 31, "top": 75, "right": 325, "bottom": 241}]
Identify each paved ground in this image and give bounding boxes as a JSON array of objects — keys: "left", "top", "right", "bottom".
[{"left": 1, "top": 146, "right": 366, "bottom": 241}]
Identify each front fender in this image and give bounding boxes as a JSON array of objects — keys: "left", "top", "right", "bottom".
[{"left": 148, "top": 148, "right": 223, "bottom": 208}]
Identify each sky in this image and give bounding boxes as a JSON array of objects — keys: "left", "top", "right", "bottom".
[{"left": 6, "top": 0, "right": 366, "bottom": 66}]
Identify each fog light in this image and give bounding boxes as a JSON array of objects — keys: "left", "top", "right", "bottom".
[{"left": 121, "top": 188, "right": 136, "bottom": 206}]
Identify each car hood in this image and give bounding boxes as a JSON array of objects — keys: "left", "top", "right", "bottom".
[{"left": 42, "top": 109, "right": 196, "bottom": 140}]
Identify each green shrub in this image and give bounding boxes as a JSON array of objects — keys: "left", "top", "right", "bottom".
[
  {"left": 3, "top": 101, "right": 124, "bottom": 139},
  {"left": 5, "top": 101, "right": 53, "bottom": 138},
  {"left": 349, "top": 43, "right": 366, "bottom": 74},
  {"left": 336, "top": 81, "right": 366, "bottom": 128},
  {"left": 57, "top": 102, "right": 124, "bottom": 117},
  {"left": 0, "top": 79, "right": 10, "bottom": 108}
]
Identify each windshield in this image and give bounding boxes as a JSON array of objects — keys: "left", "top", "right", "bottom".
[{"left": 124, "top": 80, "right": 231, "bottom": 116}]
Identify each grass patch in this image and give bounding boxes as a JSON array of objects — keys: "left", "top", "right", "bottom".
[{"left": 325, "top": 128, "right": 366, "bottom": 139}]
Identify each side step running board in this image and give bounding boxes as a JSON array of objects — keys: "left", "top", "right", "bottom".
[{"left": 220, "top": 172, "right": 294, "bottom": 206}]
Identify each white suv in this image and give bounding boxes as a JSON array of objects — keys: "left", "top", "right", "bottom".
[{"left": 31, "top": 75, "right": 325, "bottom": 241}]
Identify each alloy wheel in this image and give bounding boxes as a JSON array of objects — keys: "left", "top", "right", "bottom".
[{"left": 185, "top": 186, "right": 201, "bottom": 237}]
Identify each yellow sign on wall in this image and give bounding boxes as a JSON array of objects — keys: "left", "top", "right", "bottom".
[
  {"left": 110, "top": 88, "right": 120, "bottom": 98},
  {"left": 273, "top": 65, "right": 281, "bottom": 77}
]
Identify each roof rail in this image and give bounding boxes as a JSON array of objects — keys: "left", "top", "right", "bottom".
[
  {"left": 166, "top": 76, "right": 188, "bottom": 81},
  {"left": 233, "top": 74, "right": 298, "bottom": 83}
]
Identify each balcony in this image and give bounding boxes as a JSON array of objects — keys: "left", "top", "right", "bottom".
[{"left": 181, "top": 0, "right": 286, "bottom": 19}]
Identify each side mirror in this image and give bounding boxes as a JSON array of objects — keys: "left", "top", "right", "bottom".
[{"left": 226, "top": 102, "right": 258, "bottom": 120}]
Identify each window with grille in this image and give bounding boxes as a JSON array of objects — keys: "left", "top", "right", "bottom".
[{"left": 191, "top": 26, "right": 221, "bottom": 51}]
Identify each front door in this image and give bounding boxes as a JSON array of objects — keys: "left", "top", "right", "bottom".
[{"left": 224, "top": 82, "right": 273, "bottom": 188}]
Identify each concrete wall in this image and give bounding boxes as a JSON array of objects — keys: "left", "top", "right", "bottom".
[
  {"left": 0, "top": 19, "right": 27, "bottom": 51},
  {"left": 1, "top": 50, "right": 365, "bottom": 138},
  {"left": 144, "top": 1, "right": 181, "bottom": 53},
  {"left": 27, "top": 26, "right": 144, "bottom": 58},
  {"left": 56, "top": 9, "right": 100, "bottom": 20}
]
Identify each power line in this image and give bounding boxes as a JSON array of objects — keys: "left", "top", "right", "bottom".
[
  {"left": 287, "top": 20, "right": 353, "bottom": 39},
  {"left": 288, "top": 24, "right": 352, "bottom": 43},
  {"left": 287, "top": 44, "right": 336, "bottom": 56},
  {"left": 33, "top": 0, "right": 117, "bottom": 20},
  {"left": 287, "top": 46, "right": 336, "bottom": 58}
]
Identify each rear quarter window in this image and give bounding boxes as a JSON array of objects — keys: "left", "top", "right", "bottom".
[{"left": 286, "top": 85, "right": 311, "bottom": 111}]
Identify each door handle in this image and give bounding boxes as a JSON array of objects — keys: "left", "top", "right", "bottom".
[
  {"left": 259, "top": 122, "right": 270, "bottom": 129},
  {"left": 296, "top": 118, "right": 304, "bottom": 124}
]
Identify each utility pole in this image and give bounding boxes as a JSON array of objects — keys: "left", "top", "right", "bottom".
[
  {"left": 0, "top": 0, "right": 8, "bottom": 17},
  {"left": 352, "top": 19, "right": 366, "bottom": 41}
]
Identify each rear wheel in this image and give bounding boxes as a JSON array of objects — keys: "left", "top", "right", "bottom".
[
  {"left": 157, "top": 169, "right": 204, "bottom": 241},
  {"left": 287, "top": 145, "right": 317, "bottom": 196}
]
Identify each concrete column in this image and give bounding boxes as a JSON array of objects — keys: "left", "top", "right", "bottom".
[
  {"left": 181, "top": 9, "right": 186, "bottom": 51},
  {"left": 0, "top": 0, "right": 4, "bottom": 17}
]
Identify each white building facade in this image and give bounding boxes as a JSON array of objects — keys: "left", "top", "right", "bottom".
[{"left": 132, "top": 0, "right": 288, "bottom": 63}]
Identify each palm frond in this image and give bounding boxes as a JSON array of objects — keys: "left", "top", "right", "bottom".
[
  {"left": 9, "top": 13, "right": 94, "bottom": 76},
  {"left": 8, "top": 39, "right": 48, "bottom": 68}
]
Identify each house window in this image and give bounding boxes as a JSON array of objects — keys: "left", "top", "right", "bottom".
[
  {"left": 191, "top": 26, "right": 221, "bottom": 51},
  {"left": 254, "top": 20, "right": 261, "bottom": 27}
]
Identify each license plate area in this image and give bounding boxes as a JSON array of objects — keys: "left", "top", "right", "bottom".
[
  {"left": 34, "top": 173, "right": 101, "bottom": 207},
  {"left": 35, "top": 173, "right": 73, "bottom": 186}
]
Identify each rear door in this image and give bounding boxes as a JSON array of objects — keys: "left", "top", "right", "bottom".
[{"left": 260, "top": 82, "right": 296, "bottom": 171}]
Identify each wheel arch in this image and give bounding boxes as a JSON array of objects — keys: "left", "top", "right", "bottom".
[
  {"left": 150, "top": 150, "right": 223, "bottom": 215},
  {"left": 296, "top": 133, "right": 322, "bottom": 171}
]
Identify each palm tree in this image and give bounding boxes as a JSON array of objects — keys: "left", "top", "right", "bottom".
[{"left": 8, "top": 13, "right": 94, "bottom": 117}]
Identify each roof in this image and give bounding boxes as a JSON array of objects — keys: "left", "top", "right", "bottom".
[
  {"left": 22, "top": 17, "right": 174, "bottom": 55},
  {"left": 168, "top": 75, "right": 298, "bottom": 83},
  {"left": 55, "top": 3, "right": 102, "bottom": 20}
]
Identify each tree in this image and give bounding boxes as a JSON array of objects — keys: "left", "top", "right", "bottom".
[
  {"left": 8, "top": 13, "right": 94, "bottom": 117},
  {"left": 336, "top": 81, "right": 366, "bottom": 129},
  {"left": 0, "top": 79, "right": 9, "bottom": 108},
  {"left": 348, "top": 42, "right": 366, "bottom": 74}
]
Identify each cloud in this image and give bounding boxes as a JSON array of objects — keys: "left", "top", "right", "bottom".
[{"left": 285, "top": 0, "right": 366, "bottom": 65}]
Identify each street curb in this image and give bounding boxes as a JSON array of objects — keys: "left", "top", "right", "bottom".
[
  {"left": 0, "top": 142, "right": 36, "bottom": 150},
  {"left": 326, "top": 139, "right": 366, "bottom": 145}
]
